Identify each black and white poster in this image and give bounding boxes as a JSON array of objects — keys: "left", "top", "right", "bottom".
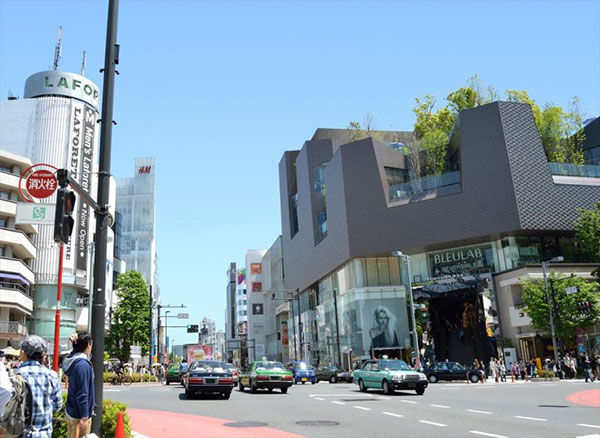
[
  {"left": 252, "top": 303, "right": 264, "bottom": 315},
  {"left": 357, "top": 295, "right": 411, "bottom": 354}
]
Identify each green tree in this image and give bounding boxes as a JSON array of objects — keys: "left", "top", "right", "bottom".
[
  {"left": 106, "top": 270, "right": 151, "bottom": 362},
  {"left": 575, "top": 201, "right": 600, "bottom": 261},
  {"left": 520, "top": 274, "right": 600, "bottom": 347}
]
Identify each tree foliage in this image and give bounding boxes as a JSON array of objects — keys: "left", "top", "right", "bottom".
[
  {"left": 346, "top": 113, "right": 386, "bottom": 142},
  {"left": 106, "top": 270, "right": 151, "bottom": 362},
  {"left": 520, "top": 274, "right": 599, "bottom": 345},
  {"left": 575, "top": 201, "right": 600, "bottom": 261}
]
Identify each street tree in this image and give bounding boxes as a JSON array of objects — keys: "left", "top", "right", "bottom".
[
  {"left": 520, "top": 274, "right": 600, "bottom": 349},
  {"left": 106, "top": 270, "right": 151, "bottom": 362},
  {"left": 575, "top": 201, "right": 600, "bottom": 262}
]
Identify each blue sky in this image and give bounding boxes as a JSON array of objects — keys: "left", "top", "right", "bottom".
[{"left": 1, "top": 0, "right": 599, "bottom": 345}]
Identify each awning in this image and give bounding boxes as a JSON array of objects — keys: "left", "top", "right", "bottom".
[
  {"left": 0, "top": 272, "right": 30, "bottom": 286},
  {"left": 414, "top": 279, "right": 479, "bottom": 301}
]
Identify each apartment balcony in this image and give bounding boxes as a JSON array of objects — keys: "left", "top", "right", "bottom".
[
  {"left": 0, "top": 281, "right": 33, "bottom": 315},
  {"left": 0, "top": 321, "right": 28, "bottom": 341},
  {"left": 0, "top": 227, "right": 36, "bottom": 259},
  {"left": 0, "top": 171, "right": 20, "bottom": 191},
  {"left": 0, "top": 257, "right": 35, "bottom": 284}
]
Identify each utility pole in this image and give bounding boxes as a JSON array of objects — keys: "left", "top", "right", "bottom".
[
  {"left": 91, "top": 0, "right": 119, "bottom": 434},
  {"left": 332, "top": 289, "right": 342, "bottom": 366},
  {"left": 541, "top": 256, "right": 563, "bottom": 366},
  {"left": 149, "top": 286, "right": 153, "bottom": 368},
  {"left": 296, "top": 289, "right": 303, "bottom": 362}
]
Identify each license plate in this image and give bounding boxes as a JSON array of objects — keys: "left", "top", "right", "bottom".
[
  {"left": 271, "top": 376, "right": 280, "bottom": 381},
  {"left": 205, "top": 378, "right": 216, "bottom": 384},
  {"left": 301, "top": 377, "right": 307, "bottom": 381},
  {"left": 408, "top": 382, "right": 416, "bottom": 388}
]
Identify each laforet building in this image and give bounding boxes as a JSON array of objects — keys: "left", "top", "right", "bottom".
[{"left": 278, "top": 102, "right": 600, "bottom": 367}]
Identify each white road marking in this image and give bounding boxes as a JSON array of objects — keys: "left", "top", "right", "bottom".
[
  {"left": 376, "top": 396, "right": 392, "bottom": 400},
  {"left": 575, "top": 434, "right": 600, "bottom": 438},
  {"left": 466, "top": 409, "right": 492, "bottom": 415},
  {"left": 419, "top": 420, "right": 447, "bottom": 427},
  {"left": 331, "top": 401, "right": 345, "bottom": 405},
  {"left": 353, "top": 406, "right": 371, "bottom": 411},
  {"left": 430, "top": 404, "right": 450, "bottom": 409},
  {"left": 578, "top": 425, "right": 600, "bottom": 429},
  {"left": 382, "top": 412, "right": 404, "bottom": 418},
  {"left": 400, "top": 400, "right": 418, "bottom": 404},
  {"left": 313, "top": 397, "right": 325, "bottom": 401},
  {"left": 513, "top": 416, "right": 547, "bottom": 422},
  {"left": 104, "top": 389, "right": 121, "bottom": 392},
  {"left": 469, "top": 431, "right": 508, "bottom": 438},
  {"left": 309, "top": 394, "right": 372, "bottom": 397}
]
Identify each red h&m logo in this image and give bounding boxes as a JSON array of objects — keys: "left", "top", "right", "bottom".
[{"left": 138, "top": 166, "right": 151, "bottom": 174}]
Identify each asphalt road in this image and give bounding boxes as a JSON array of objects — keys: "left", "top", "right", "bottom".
[{"left": 106, "top": 379, "right": 600, "bottom": 438}]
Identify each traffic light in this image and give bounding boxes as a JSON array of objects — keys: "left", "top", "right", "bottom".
[
  {"left": 53, "top": 188, "right": 76, "bottom": 244},
  {"left": 577, "top": 301, "right": 592, "bottom": 313},
  {"left": 187, "top": 324, "right": 198, "bottom": 333}
]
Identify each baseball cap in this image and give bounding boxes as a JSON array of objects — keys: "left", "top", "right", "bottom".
[{"left": 20, "top": 335, "right": 48, "bottom": 356}]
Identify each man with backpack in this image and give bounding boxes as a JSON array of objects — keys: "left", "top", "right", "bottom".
[
  {"left": 16, "top": 335, "right": 62, "bottom": 437},
  {"left": 63, "top": 332, "right": 94, "bottom": 438}
]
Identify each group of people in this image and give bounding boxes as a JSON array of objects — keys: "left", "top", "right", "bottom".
[{"left": 0, "top": 333, "right": 94, "bottom": 438}]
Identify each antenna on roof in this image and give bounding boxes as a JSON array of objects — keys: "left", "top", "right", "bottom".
[
  {"left": 53, "top": 26, "right": 62, "bottom": 71},
  {"left": 81, "top": 51, "right": 87, "bottom": 76}
]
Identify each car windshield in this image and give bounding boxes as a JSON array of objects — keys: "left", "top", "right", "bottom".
[
  {"left": 190, "top": 361, "right": 225, "bottom": 372},
  {"left": 255, "top": 361, "right": 286, "bottom": 371},
  {"left": 379, "top": 360, "right": 411, "bottom": 371}
]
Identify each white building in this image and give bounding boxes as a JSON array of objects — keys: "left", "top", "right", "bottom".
[{"left": 0, "top": 152, "right": 36, "bottom": 349}]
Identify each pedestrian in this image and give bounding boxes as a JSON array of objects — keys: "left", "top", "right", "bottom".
[
  {"left": 499, "top": 359, "right": 507, "bottom": 382},
  {"left": 17, "top": 335, "right": 62, "bottom": 437},
  {"left": 63, "top": 332, "right": 94, "bottom": 438},
  {"left": 0, "top": 360, "right": 13, "bottom": 417},
  {"left": 511, "top": 361, "right": 519, "bottom": 383},
  {"left": 478, "top": 360, "right": 486, "bottom": 384},
  {"left": 519, "top": 360, "right": 527, "bottom": 381},
  {"left": 582, "top": 353, "right": 595, "bottom": 383}
]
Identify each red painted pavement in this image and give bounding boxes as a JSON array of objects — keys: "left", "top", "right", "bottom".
[
  {"left": 565, "top": 388, "right": 600, "bottom": 408},
  {"left": 128, "top": 408, "right": 305, "bottom": 438}
]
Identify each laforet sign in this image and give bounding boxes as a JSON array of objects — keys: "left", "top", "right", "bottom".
[
  {"left": 24, "top": 71, "right": 100, "bottom": 109},
  {"left": 429, "top": 244, "right": 493, "bottom": 278}
]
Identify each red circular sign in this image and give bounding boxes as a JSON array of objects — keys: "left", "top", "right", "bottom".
[{"left": 25, "top": 170, "right": 58, "bottom": 199}]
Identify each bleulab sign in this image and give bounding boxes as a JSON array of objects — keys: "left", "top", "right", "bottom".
[{"left": 24, "top": 71, "right": 100, "bottom": 109}]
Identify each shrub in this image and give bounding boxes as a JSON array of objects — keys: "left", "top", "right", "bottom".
[
  {"left": 103, "top": 372, "right": 157, "bottom": 383},
  {"left": 539, "top": 370, "right": 555, "bottom": 379},
  {"left": 52, "top": 396, "right": 131, "bottom": 438}
]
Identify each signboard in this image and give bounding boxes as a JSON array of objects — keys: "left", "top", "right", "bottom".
[
  {"left": 565, "top": 286, "right": 578, "bottom": 295},
  {"left": 18, "top": 164, "right": 58, "bottom": 202},
  {"left": 16, "top": 203, "right": 56, "bottom": 225},
  {"left": 429, "top": 244, "right": 493, "bottom": 278},
  {"left": 252, "top": 282, "right": 262, "bottom": 293},
  {"left": 251, "top": 263, "right": 262, "bottom": 274},
  {"left": 177, "top": 313, "right": 189, "bottom": 319},
  {"left": 24, "top": 71, "right": 100, "bottom": 109},
  {"left": 187, "top": 344, "right": 213, "bottom": 363},
  {"left": 281, "top": 321, "right": 289, "bottom": 347},
  {"left": 130, "top": 345, "right": 142, "bottom": 356},
  {"left": 252, "top": 303, "right": 264, "bottom": 315}
]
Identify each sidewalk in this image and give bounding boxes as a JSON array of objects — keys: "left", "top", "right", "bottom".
[{"left": 128, "top": 409, "right": 304, "bottom": 438}]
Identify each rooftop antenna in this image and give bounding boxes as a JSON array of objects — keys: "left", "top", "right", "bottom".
[
  {"left": 81, "top": 50, "right": 87, "bottom": 76},
  {"left": 53, "top": 26, "right": 62, "bottom": 71}
]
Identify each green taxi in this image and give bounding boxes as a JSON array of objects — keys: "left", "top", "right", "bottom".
[
  {"left": 239, "top": 359, "right": 294, "bottom": 393},
  {"left": 353, "top": 359, "right": 428, "bottom": 395}
]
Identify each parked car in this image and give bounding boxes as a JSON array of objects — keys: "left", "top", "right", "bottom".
[
  {"left": 166, "top": 364, "right": 182, "bottom": 385},
  {"left": 239, "top": 360, "right": 293, "bottom": 393},
  {"left": 423, "top": 361, "right": 481, "bottom": 383},
  {"left": 183, "top": 360, "right": 234, "bottom": 399},
  {"left": 223, "top": 363, "right": 240, "bottom": 383},
  {"left": 316, "top": 364, "right": 349, "bottom": 383},
  {"left": 287, "top": 361, "right": 317, "bottom": 384},
  {"left": 353, "top": 359, "right": 428, "bottom": 395}
]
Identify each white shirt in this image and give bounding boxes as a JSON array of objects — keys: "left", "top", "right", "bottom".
[{"left": 0, "top": 362, "right": 14, "bottom": 417}]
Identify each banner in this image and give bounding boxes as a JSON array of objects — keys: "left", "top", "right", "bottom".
[
  {"left": 281, "top": 321, "right": 289, "bottom": 347},
  {"left": 187, "top": 344, "right": 213, "bottom": 363}
]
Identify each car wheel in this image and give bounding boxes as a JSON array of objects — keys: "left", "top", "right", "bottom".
[
  {"left": 250, "top": 380, "right": 258, "bottom": 393},
  {"left": 302, "top": 381, "right": 305, "bottom": 385},
  {"left": 222, "top": 392, "right": 231, "bottom": 400},
  {"left": 416, "top": 387, "right": 425, "bottom": 395},
  {"left": 382, "top": 380, "right": 394, "bottom": 395},
  {"left": 166, "top": 380, "right": 170, "bottom": 386},
  {"left": 281, "top": 387, "right": 288, "bottom": 394},
  {"left": 359, "top": 379, "right": 367, "bottom": 392},
  {"left": 311, "top": 381, "right": 316, "bottom": 385},
  {"left": 428, "top": 375, "right": 438, "bottom": 384},
  {"left": 469, "top": 374, "right": 480, "bottom": 384},
  {"left": 238, "top": 381, "right": 244, "bottom": 392},
  {"left": 268, "top": 388, "right": 274, "bottom": 392},
  {"left": 329, "top": 376, "right": 337, "bottom": 384}
]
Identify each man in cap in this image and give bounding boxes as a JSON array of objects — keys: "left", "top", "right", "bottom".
[{"left": 17, "top": 335, "right": 62, "bottom": 438}]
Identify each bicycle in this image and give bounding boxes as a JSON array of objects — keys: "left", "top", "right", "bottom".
[{"left": 111, "top": 373, "right": 133, "bottom": 386}]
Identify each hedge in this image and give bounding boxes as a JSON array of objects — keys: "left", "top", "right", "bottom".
[
  {"left": 103, "top": 372, "right": 158, "bottom": 383},
  {"left": 52, "top": 394, "right": 132, "bottom": 438}
]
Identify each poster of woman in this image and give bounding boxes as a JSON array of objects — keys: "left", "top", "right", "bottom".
[{"left": 369, "top": 305, "right": 401, "bottom": 350}]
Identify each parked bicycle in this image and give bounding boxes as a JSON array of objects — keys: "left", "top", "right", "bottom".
[{"left": 111, "top": 373, "right": 132, "bottom": 386}]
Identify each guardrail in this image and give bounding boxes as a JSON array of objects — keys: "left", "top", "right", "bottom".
[
  {"left": 548, "top": 162, "right": 600, "bottom": 178},
  {"left": 0, "top": 281, "right": 31, "bottom": 297},
  {"left": 389, "top": 171, "right": 461, "bottom": 200}
]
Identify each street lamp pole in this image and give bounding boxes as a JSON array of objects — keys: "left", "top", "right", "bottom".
[
  {"left": 296, "top": 289, "right": 303, "bottom": 362},
  {"left": 541, "top": 256, "right": 563, "bottom": 365},
  {"left": 165, "top": 310, "right": 170, "bottom": 359},
  {"left": 333, "top": 289, "right": 342, "bottom": 366},
  {"left": 393, "top": 251, "right": 421, "bottom": 369}
]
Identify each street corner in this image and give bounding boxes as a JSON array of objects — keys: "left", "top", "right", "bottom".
[
  {"left": 566, "top": 389, "right": 600, "bottom": 408},
  {"left": 128, "top": 408, "right": 305, "bottom": 438}
]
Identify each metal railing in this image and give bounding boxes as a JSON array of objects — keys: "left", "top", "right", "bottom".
[
  {"left": 389, "top": 171, "right": 461, "bottom": 200},
  {"left": 549, "top": 162, "right": 600, "bottom": 178},
  {"left": 0, "top": 281, "right": 31, "bottom": 297},
  {"left": 0, "top": 321, "right": 28, "bottom": 337}
]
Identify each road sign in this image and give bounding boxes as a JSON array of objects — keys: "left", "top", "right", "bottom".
[
  {"left": 177, "top": 313, "right": 189, "bottom": 319},
  {"left": 16, "top": 203, "right": 56, "bottom": 225},
  {"left": 565, "top": 286, "right": 578, "bottom": 295},
  {"left": 18, "top": 163, "right": 59, "bottom": 201}
]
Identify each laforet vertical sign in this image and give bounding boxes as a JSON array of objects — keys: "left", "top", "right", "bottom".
[{"left": 429, "top": 244, "right": 493, "bottom": 279}]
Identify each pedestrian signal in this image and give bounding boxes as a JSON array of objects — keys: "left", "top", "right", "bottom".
[
  {"left": 187, "top": 324, "right": 198, "bottom": 333},
  {"left": 53, "top": 188, "right": 76, "bottom": 244}
]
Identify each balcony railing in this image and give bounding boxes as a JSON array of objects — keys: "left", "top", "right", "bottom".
[
  {"left": 549, "top": 162, "right": 600, "bottom": 178},
  {"left": 0, "top": 281, "right": 31, "bottom": 297},
  {"left": 0, "top": 321, "right": 28, "bottom": 337},
  {"left": 389, "top": 171, "right": 461, "bottom": 200}
]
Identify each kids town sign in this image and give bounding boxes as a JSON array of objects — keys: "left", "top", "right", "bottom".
[{"left": 24, "top": 71, "right": 100, "bottom": 109}]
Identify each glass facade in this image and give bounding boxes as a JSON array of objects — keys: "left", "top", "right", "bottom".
[{"left": 313, "top": 162, "right": 328, "bottom": 240}]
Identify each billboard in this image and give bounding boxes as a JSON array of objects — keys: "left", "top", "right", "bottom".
[
  {"left": 24, "top": 71, "right": 100, "bottom": 109},
  {"left": 187, "top": 344, "right": 213, "bottom": 363}
]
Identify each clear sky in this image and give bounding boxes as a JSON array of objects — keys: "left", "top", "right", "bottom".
[{"left": 1, "top": 0, "right": 599, "bottom": 345}]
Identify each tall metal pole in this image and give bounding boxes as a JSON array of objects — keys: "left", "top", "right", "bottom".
[
  {"left": 91, "top": 0, "right": 119, "bottom": 434},
  {"left": 296, "top": 289, "right": 303, "bottom": 361},
  {"left": 52, "top": 243, "right": 64, "bottom": 372},
  {"left": 149, "top": 287, "right": 153, "bottom": 369},
  {"left": 289, "top": 297, "right": 297, "bottom": 361},
  {"left": 404, "top": 256, "right": 421, "bottom": 369},
  {"left": 542, "top": 263, "right": 560, "bottom": 365},
  {"left": 332, "top": 289, "right": 342, "bottom": 366}
]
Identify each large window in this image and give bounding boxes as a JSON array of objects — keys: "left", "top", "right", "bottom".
[{"left": 313, "top": 162, "right": 329, "bottom": 241}]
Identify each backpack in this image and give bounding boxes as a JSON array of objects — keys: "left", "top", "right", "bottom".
[{"left": 0, "top": 374, "right": 33, "bottom": 437}]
